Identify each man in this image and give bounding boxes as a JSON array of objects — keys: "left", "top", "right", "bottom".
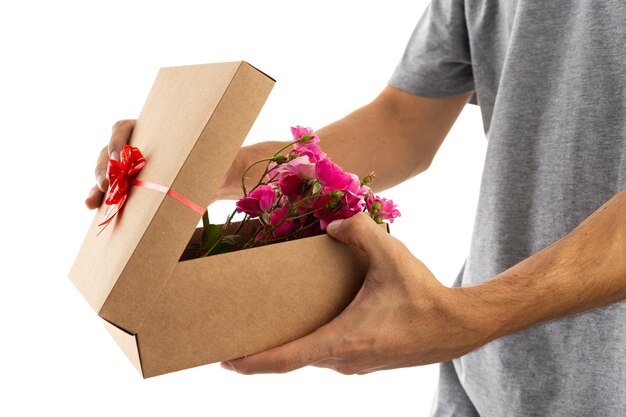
[{"left": 86, "top": 1, "right": 626, "bottom": 415}]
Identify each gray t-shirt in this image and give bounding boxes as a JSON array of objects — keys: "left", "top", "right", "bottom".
[{"left": 390, "top": 1, "right": 626, "bottom": 416}]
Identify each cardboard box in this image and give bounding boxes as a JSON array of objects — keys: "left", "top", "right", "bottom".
[{"left": 69, "top": 61, "right": 371, "bottom": 378}]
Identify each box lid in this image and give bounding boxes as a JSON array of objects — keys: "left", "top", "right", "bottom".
[{"left": 69, "top": 62, "right": 274, "bottom": 334}]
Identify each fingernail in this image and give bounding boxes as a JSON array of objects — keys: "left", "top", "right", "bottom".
[
  {"left": 221, "top": 361, "right": 235, "bottom": 371},
  {"left": 326, "top": 219, "right": 345, "bottom": 233},
  {"left": 110, "top": 150, "right": 119, "bottom": 161}
]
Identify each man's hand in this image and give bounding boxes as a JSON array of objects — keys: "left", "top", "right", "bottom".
[
  {"left": 85, "top": 119, "right": 136, "bottom": 209},
  {"left": 222, "top": 213, "right": 489, "bottom": 375},
  {"left": 223, "top": 188, "right": 626, "bottom": 375},
  {"left": 84, "top": 119, "right": 288, "bottom": 207}
]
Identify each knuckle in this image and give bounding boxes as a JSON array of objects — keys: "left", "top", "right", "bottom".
[
  {"left": 97, "top": 147, "right": 109, "bottom": 164},
  {"left": 344, "top": 212, "right": 370, "bottom": 234},
  {"left": 112, "top": 119, "right": 133, "bottom": 131},
  {"left": 334, "top": 335, "right": 359, "bottom": 360},
  {"left": 274, "top": 358, "right": 295, "bottom": 374},
  {"left": 352, "top": 211, "right": 371, "bottom": 224}
]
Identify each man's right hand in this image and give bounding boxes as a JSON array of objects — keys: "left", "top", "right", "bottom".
[
  {"left": 85, "top": 119, "right": 136, "bottom": 209},
  {"left": 84, "top": 118, "right": 285, "bottom": 209}
]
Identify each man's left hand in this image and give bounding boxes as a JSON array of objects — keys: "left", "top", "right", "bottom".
[{"left": 221, "top": 213, "right": 487, "bottom": 375}]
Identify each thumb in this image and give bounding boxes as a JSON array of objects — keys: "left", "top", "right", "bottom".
[{"left": 326, "top": 213, "right": 389, "bottom": 264}]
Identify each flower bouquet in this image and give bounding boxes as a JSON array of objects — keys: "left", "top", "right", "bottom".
[{"left": 195, "top": 126, "right": 400, "bottom": 258}]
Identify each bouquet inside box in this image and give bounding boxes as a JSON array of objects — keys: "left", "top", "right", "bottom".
[{"left": 105, "top": 126, "right": 401, "bottom": 258}]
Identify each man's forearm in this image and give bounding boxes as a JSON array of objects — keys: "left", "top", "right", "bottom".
[
  {"left": 460, "top": 188, "right": 626, "bottom": 345},
  {"left": 313, "top": 88, "right": 472, "bottom": 192},
  {"left": 220, "top": 87, "right": 472, "bottom": 199}
]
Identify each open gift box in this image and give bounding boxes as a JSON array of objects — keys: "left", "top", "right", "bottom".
[{"left": 69, "top": 61, "right": 377, "bottom": 378}]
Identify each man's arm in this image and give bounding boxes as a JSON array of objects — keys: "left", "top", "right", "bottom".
[
  {"left": 219, "top": 87, "right": 472, "bottom": 199},
  {"left": 306, "top": 86, "right": 472, "bottom": 192},
  {"left": 461, "top": 187, "right": 626, "bottom": 342},
  {"left": 86, "top": 86, "right": 472, "bottom": 207},
  {"left": 224, "top": 188, "right": 626, "bottom": 375}
]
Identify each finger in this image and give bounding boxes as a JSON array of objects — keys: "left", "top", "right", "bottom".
[
  {"left": 85, "top": 184, "right": 104, "bottom": 209},
  {"left": 94, "top": 146, "right": 110, "bottom": 192},
  {"left": 326, "top": 212, "right": 391, "bottom": 265},
  {"left": 108, "top": 119, "right": 135, "bottom": 162},
  {"left": 221, "top": 322, "right": 338, "bottom": 375}
]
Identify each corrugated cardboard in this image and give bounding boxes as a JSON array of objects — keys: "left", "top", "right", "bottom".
[{"left": 69, "top": 61, "right": 373, "bottom": 378}]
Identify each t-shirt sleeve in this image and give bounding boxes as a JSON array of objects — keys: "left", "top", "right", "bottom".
[{"left": 389, "top": 0, "right": 475, "bottom": 97}]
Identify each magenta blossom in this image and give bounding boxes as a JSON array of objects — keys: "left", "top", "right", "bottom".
[
  {"left": 235, "top": 185, "right": 276, "bottom": 218},
  {"left": 291, "top": 125, "right": 326, "bottom": 162},
  {"left": 315, "top": 158, "right": 348, "bottom": 189},
  {"left": 255, "top": 207, "right": 295, "bottom": 241},
  {"left": 278, "top": 174, "right": 304, "bottom": 197},
  {"left": 366, "top": 195, "right": 401, "bottom": 223},
  {"left": 274, "top": 155, "right": 316, "bottom": 181},
  {"left": 316, "top": 204, "right": 357, "bottom": 230},
  {"left": 315, "top": 159, "right": 369, "bottom": 210},
  {"left": 268, "top": 207, "right": 295, "bottom": 238},
  {"left": 291, "top": 126, "right": 318, "bottom": 143},
  {"left": 292, "top": 142, "right": 327, "bottom": 163}
]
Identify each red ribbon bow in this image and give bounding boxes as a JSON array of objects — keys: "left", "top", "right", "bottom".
[
  {"left": 97, "top": 145, "right": 206, "bottom": 233},
  {"left": 98, "top": 145, "right": 146, "bottom": 229}
]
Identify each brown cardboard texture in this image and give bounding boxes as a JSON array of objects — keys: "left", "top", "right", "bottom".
[{"left": 69, "top": 61, "right": 375, "bottom": 378}]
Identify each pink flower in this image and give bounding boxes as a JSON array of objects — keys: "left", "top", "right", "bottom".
[
  {"left": 278, "top": 174, "right": 304, "bottom": 197},
  {"left": 315, "top": 159, "right": 369, "bottom": 209},
  {"left": 255, "top": 207, "right": 295, "bottom": 241},
  {"left": 317, "top": 205, "right": 355, "bottom": 230},
  {"left": 268, "top": 207, "right": 295, "bottom": 238},
  {"left": 343, "top": 181, "right": 369, "bottom": 212},
  {"left": 275, "top": 155, "right": 315, "bottom": 181},
  {"left": 291, "top": 126, "right": 326, "bottom": 162},
  {"left": 366, "top": 195, "right": 401, "bottom": 223},
  {"left": 291, "top": 126, "right": 315, "bottom": 141},
  {"left": 235, "top": 185, "right": 276, "bottom": 218},
  {"left": 292, "top": 142, "right": 326, "bottom": 163},
  {"left": 315, "top": 158, "right": 348, "bottom": 189}
]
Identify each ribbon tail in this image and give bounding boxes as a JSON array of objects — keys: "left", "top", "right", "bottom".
[{"left": 96, "top": 196, "right": 125, "bottom": 235}]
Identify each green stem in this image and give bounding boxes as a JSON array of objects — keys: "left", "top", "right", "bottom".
[
  {"left": 241, "top": 158, "right": 274, "bottom": 196},
  {"left": 256, "top": 203, "right": 328, "bottom": 244},
  {"left": 292, "top": 218, "right": 323, "bottom": 240},
  {"left": 240, "top": 141, "right": 297, "bottom": 197},
  {"left": 257, "top": 218, "right": 322, "bottom": 246},
  {"left": 200, "top": 211, "right": 211, "bottom": 255},
  {"left": 233, "top": 215, "right": 252, "bottom": 236},
  {"left": 286, "top": 191, "right": 335, "bottom": 216},
  {"left": 272, "top": 141, "right": 299, "bottom": 158},
  {"left": 223, "top": 207, "right": 239, "bottom": 234}
]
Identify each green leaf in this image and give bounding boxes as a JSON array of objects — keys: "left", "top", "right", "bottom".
[
  {"left": 222, "top": 234, "right": 244, "bottom": 245},
  {"left": 312, "top": 180, "right": 323, "bottom": 194},
  {"left": 202, "top": 223, "right": 223, "bottom": 256},
  {"left": 202, "top": 211, "right": 210, "bottom": 227},
  {"left": 207, "top": 235, "right": 243, "bottom": 256}
]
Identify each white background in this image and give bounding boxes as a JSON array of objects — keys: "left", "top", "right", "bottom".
[{"left": 0, "top": 1, "right": 487, "bottom": 416}]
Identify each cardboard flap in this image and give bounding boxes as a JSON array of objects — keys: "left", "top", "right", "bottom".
[
  {"left": 103, "top": 321, "right": 142, "bottom": 375},
  {"left": 69, "top": 62, "right": 275, "bottom": 333}
]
